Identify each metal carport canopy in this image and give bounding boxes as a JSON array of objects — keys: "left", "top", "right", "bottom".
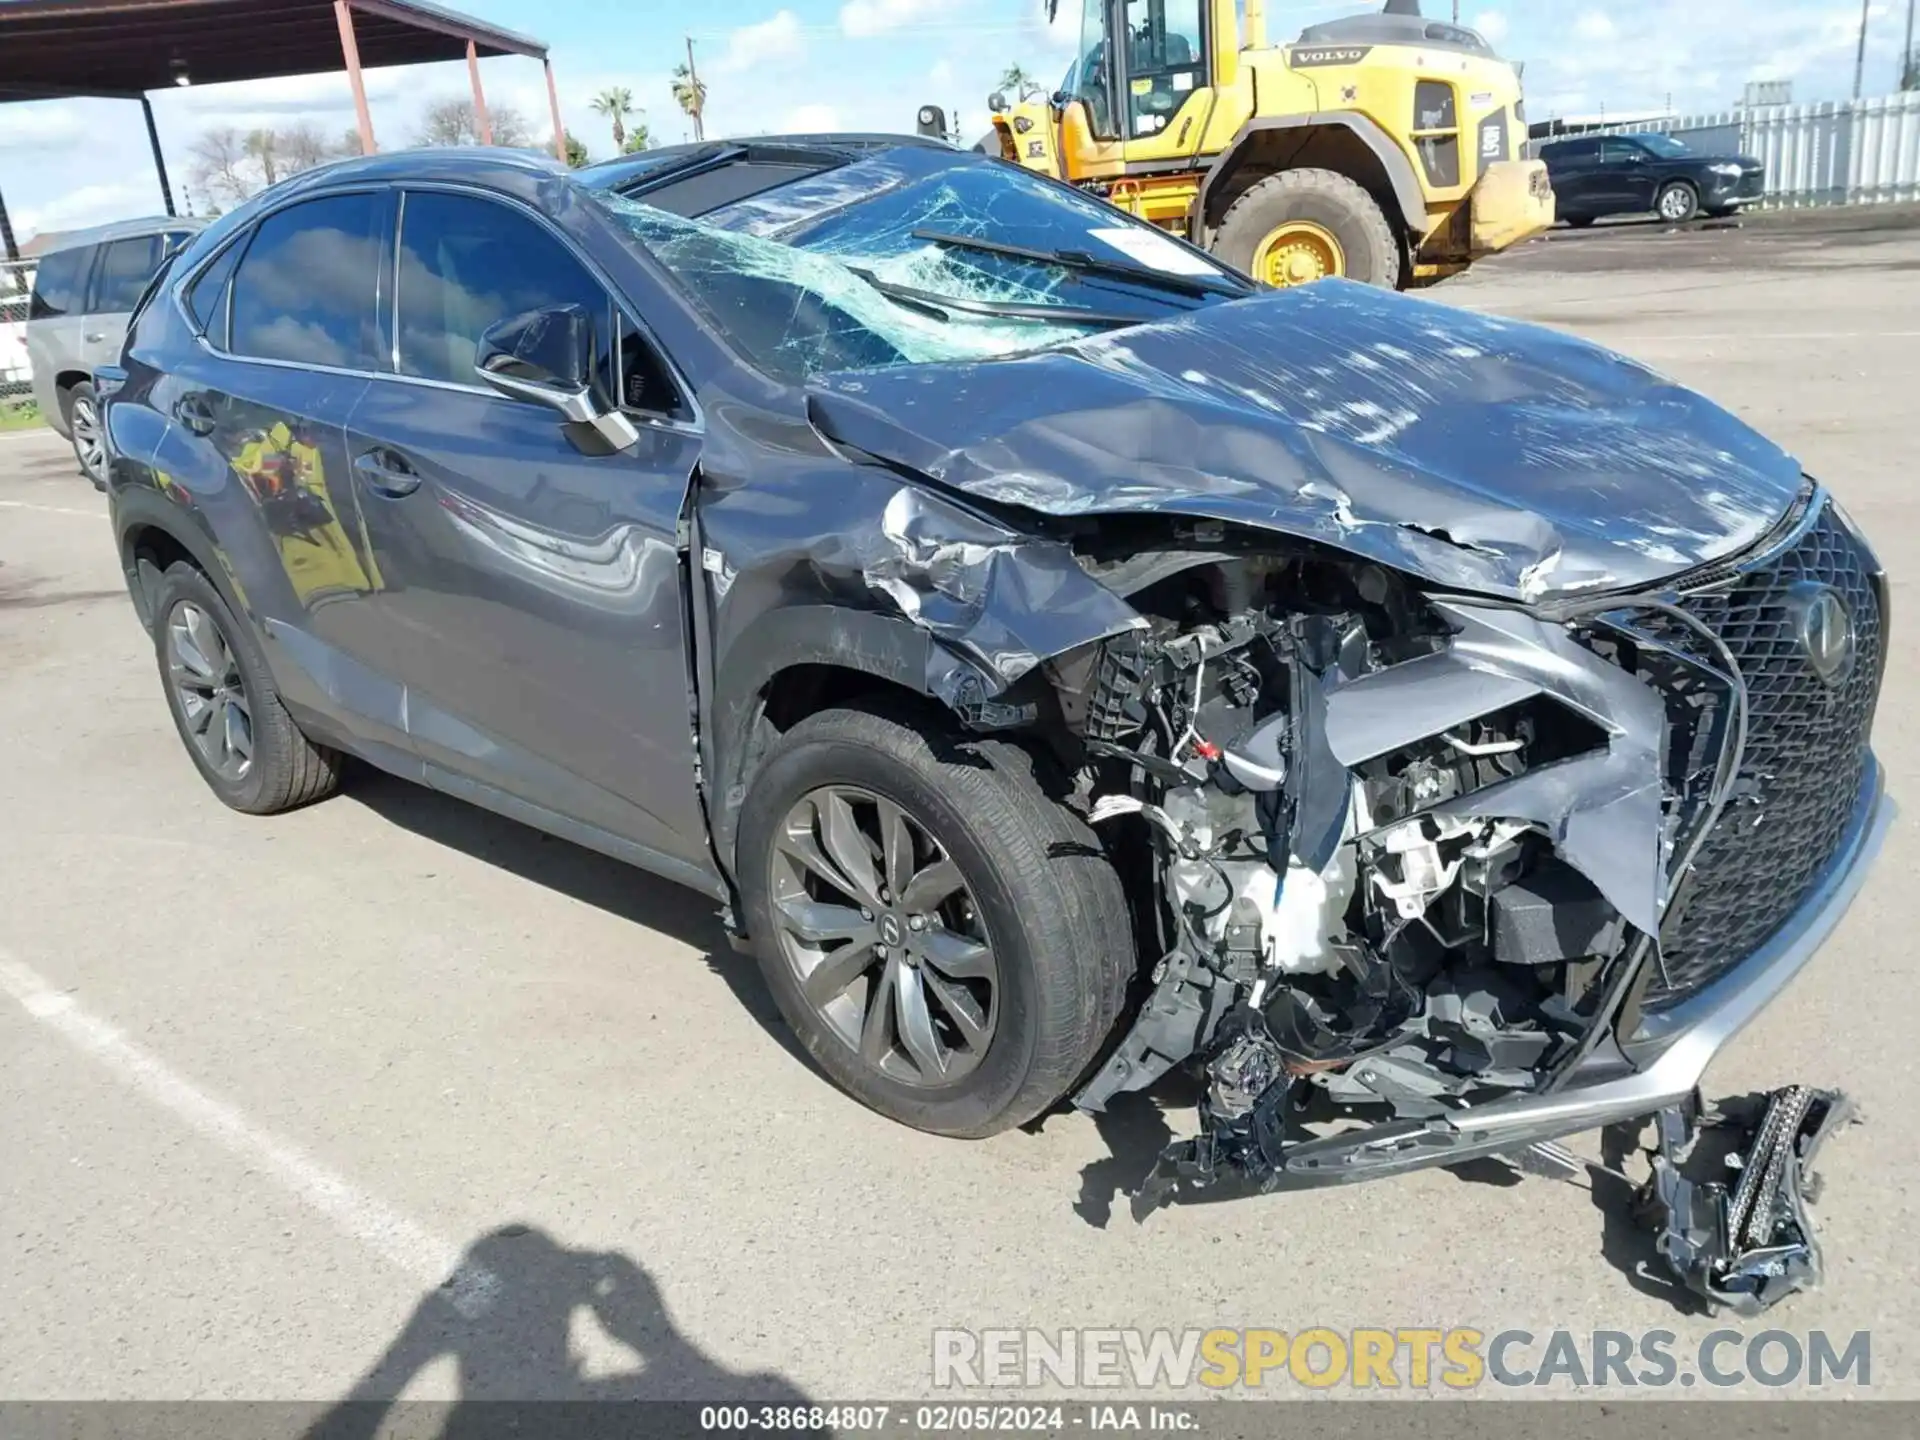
[{"left": 0, "top": 0, "right": 560, "bottom": 257}]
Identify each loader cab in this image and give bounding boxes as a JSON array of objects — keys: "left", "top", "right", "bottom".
[{"left": 1063, "top": 0, "right": 1216, "bottom": 158}]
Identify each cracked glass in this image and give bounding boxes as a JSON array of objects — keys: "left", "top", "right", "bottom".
[{"left": 592, "top": 158, "right": 1238, "bottom": 382}]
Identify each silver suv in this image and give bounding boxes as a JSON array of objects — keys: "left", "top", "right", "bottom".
[{"left": 27, "top": 215, "right": 202, "bottom": 487}]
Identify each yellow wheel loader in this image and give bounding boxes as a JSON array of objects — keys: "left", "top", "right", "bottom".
[{"left": 984, "top": 0, "right": 1554, "bottom": 288}]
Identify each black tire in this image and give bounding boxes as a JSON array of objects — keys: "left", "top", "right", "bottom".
[
  {"left": 737, "top": 704, "right": 1134, "bottom": 1139},
  {"left": 63, "top": 381, "right": 106, "bottom": 491},
  {"left": 1213, "top": 167, "right": 1402, "bottom": 288},
  {"left": 1656, "top": 180, "right": 1699, "bottom": 224},
  {"left": 1564, "top": 214, "right": 1598, "bottom": 229},
  {"left": 152, "top": 561, "right": 343, "bottom": 815}
]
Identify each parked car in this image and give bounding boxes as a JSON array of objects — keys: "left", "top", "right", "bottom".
[
  {"left": 1540, "top": 132, "right": 1766, "bottom": 225},
  {"left": 99, "top": 144, "right": 1887, "bottom": 1219},
  {"left": 26, "top": 215, "right": 203, "bottom": 486}
]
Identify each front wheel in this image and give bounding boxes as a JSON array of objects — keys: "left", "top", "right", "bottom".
[
  {"left": 737, "top": 705, "right": 1133, "bottom": 1138},
  {"left": 1213, "top": 168, "right": 1402, "bottom": 289},
  {"left": 1657, "top": 181, "right": 1700, "bottom": 223},
  {"left": 64, "top": 381, "right": 106, "bottom": 490}
]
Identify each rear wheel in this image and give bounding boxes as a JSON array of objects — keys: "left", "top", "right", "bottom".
[
  {"left": 1214, "top": 168, "right": 1402, "bottom": 289},
  {"left": 737, "top": 704, "right": 1133, "bottom": 1138},
  {"left": 1657, "top": 181, "right": 1699, "bottom": 223},
  {"left": 1564, "top": 214, "right": 1598, "bottom": 229},
  {"left": 64, "top": 381, "right": 106, "bottom": 490},
  {"left": 152, "top": 562, "right": 343, "bottom": 814}
]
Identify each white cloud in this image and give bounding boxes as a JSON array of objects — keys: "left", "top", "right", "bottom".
[
  {"left": 16, "top": 180, "right": 164, "bottom": 239},
  {"left": 0, "top": 105, "right": 90, "bottom": 152},
  {"left": 1473, "top": 10, "right": 1509, "bottom": 46},
  {"left": 784, "top": 103, "right": 843, "bottom": 133},
  {"left": 929, "top": 58, "right": 954, "bottom": 86},
  {"left": 1573, "top": 11, "right": 1617, "bottom": 42},
  {"left": 840, "top": 0, "right": 950, "bottom": 39},
  {"left": 714, "top": 10, "right": 807, "bottom": 75}
]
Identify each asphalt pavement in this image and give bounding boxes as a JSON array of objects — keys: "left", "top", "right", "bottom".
[{"left": 2, "top": 210, "right": 1917, "bottom": 1405}]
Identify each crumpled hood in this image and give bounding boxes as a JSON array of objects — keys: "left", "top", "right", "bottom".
[{"left": 806, "top": 281, "right": 1804, "bottom": 602}]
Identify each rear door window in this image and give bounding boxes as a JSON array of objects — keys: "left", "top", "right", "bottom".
[
  {"left": 91, "top": 234, "right": 166, "bottom": 314},
  {"left": 228, "top": 192, "right": 386, "bottom": 369},
  {"left": 29, "top": 246, "right": 91, "bottom": 319}
]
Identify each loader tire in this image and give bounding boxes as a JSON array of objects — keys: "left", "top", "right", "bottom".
[{"left": 1214, "top": 167, "right": 1403, "bottom": 289}]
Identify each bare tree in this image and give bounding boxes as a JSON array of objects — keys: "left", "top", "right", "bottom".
[
  {"left": 187, "top": 127, "right": 254, "bottom": 207},
  {"left": 280, "top": 122, "right": 337, "bottom": 173},
  {"left": 243, "top": 129, "right": 282, "bottom": 188},
  {"left": 414, "top": 96, "right": 535, "bottom": 148}
]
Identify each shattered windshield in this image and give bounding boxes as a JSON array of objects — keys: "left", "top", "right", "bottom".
[
  {"left": 591, "top": 154, "right": 1242, "bottom": 382},
  {"left": 597, "top": 191, "right": 1102, "bottom": 380}
]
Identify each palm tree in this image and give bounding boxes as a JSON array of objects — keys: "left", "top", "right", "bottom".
[
  {"left": 589, "top": 86, "right": 636, "bottom": 150},
  {"left": 998, "top": 65, "right": 1044, "bottom": 101},
  {"left": 671, "top": 62, "right": 707, "bottom": 142}
]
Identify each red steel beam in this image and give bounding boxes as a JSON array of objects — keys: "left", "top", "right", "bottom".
[
  {"left": 466, "top": 37, "right": 491, "bottom": 145},
  {"left": 334, "top": 0, "right": 376, "bottom": 154}
]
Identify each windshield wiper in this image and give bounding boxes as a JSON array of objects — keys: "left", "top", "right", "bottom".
[
  {"left": 847, "top": 267, "right": 1141, "bottom": 330},
  {"left": 911, "top": 228, "right": 1252, "bottom": 300}
]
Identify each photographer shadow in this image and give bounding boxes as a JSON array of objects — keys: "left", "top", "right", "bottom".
[{"left": 307, "top": 1224, "right": 814, "bottom": 1440}]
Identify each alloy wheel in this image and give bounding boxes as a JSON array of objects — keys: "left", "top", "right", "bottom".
[
  {"left": 769, "top": 785, "right": 999, "bottom": 1087},
  {"left": 166, "top": 601, "right": 254, "bottom": 783},
  {"left": 70, "top": 396, "right": 106, "bottom": 483},
  {"left": 1659, "top": 186, "right": 1695, "bottom": 222}
]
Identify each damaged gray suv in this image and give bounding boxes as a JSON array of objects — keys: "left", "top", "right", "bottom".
[{"left": 101, "top": 141, "right": 1888, "bottom": 1244}]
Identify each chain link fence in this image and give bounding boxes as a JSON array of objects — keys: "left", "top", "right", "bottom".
[{"left": 2, "top": 256, "right": 35, "bottom": 405}]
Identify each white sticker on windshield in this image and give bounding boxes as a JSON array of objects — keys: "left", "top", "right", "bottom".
[{"left": 1087, "top": 226, "right": 1220, "bottom": 277}]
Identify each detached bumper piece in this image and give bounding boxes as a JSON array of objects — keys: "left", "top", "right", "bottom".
[{"left": 1638, "top": 1086, "right": 1855, "bottom": 1315}]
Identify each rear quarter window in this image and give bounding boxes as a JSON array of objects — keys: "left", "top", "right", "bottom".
[
  {"left": 184, "top": 236, "right": 247, "bottom": 348},
  {"left": 29, "top": 246, "right": 92, "bottom": 319}
]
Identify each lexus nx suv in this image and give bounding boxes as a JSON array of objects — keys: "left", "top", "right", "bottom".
[{"left": 98, "top": 140, "right": 1889, "bottom": 1212}]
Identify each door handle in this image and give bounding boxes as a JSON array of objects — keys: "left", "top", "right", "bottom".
[
  {"left": 354, "top": 447, "right": 423, "bottom": 498},
  {"left": 173, "top": 393, "right": 216, "bottom": 436},
  {"left": 84, "top": 332, "right": 106, "bottom": 344}
]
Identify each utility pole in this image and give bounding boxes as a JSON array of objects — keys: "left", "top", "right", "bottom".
[
  {"left": 685, "top": 36, "right": 706, "bottom": 142},
  {"left": 1452, "top": 2, "right": 1460, "bottom": 22},
  {"left": 1854, "top": 0, "right": 1871, "bottom": 100},
  {"left": 1905, "top": 0, "right": 1917, "bottom": 89}
]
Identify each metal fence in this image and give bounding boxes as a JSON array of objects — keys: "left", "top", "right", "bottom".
[
  {"left": 0, "top": 255, "right": 33, "bottom": 403},
  {"left": 1532, "top": 88, "right": 1920, "bottom": 209},
  {"left": 1, "top": 257, "right": 34, "bottom": 403}
]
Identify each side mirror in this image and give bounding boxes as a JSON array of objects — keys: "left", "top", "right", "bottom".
[
  {"left": 475, "top": 304, "right": 637, "bottom": 450},
  {"left": 987, "top": 91, "right": 1010, "bottom": 114}
]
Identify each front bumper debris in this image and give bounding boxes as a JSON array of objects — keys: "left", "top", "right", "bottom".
[
  {"left": 1129, "top": 762, "right": 1889, "bottom": 1206},
  {"left": 1637, "top": 1086, "right": 1856, "bottom": 1315}
]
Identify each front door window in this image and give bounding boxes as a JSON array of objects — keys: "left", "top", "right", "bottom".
[{"left": 1122, "top": 0, "right": 1205, "bottom": 138}]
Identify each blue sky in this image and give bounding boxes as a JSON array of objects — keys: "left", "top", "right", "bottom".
[{"left": 3, "top": 0, "right": 1915, "bottom": 242}]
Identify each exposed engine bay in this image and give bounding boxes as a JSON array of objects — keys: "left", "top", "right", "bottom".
[{"left": 1020, "top": 524, "right": 1853, "bottom": 1308}]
